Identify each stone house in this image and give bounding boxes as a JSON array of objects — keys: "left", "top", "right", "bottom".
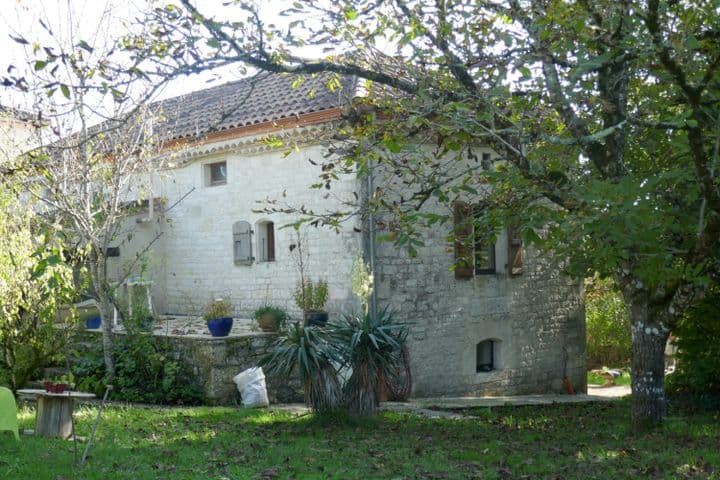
[
  {"left": 0, "top": 105, "right": 38, "bottom": 164},
  {"left": 111, "top": 72, "right": 586, "bottom": 398}
]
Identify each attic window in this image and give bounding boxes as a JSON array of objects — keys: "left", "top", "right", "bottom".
[
  {"left": 206, "top": 161, "right": 227, "bottom": 186},
  {"left": 476, "top": 339, "right": 496, "bottom": 372}
]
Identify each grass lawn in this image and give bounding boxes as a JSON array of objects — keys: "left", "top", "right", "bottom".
[
  {"left": 587, "top": 370, "right": 632, "bottom": 387},
  {"left": 0, "top": 399, "right": 718, "bottom": 479}
]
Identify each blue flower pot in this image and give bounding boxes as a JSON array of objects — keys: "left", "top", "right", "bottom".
[
  {"left": 207, "top": 317, "right": 233, "bottom": 337},
  {"left": 304, "top": 312, "right": 329, "bottom": 327},
  {"left": 85, "top": 316, "right": 101, "bottom": 329}
]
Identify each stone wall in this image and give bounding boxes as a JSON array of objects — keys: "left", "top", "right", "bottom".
[
  {"left": 111, "top": 129, "right": 587, "bottom": 400},
  {"left": 117, "top": 129, "right": 363, "bottom": 320},
  {"left": 80, "top": 330, "right": 301, "bottom": 405},
  {"left": 375, "top": 227, "right": 587, "bottom": 397},
  {"left": 160, "top": 333, "right": 301, "bottom": 405}
]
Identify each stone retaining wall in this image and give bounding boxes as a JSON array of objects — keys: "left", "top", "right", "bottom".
[
  {"left": 80, "top": 331, "right": 301, "bottom": 406},
  {"left": 160, "top": 333, "right": 301, "bottom": 405}
]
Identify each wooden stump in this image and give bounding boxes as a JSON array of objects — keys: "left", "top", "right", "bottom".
[{"left": 36, "top": 396, "right": 74, "bottom": 438}]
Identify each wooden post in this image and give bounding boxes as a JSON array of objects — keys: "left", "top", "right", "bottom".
[{"left": 36, "top": 396, "right": 74, "bottom": 439}]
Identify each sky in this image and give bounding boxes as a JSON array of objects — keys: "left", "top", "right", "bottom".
[{"left": 0, "top": 0, "right": 310, "bottom": 113}]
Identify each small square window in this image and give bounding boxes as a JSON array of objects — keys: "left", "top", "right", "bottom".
[{"left": 206, "top": 162, "right": 227, "bottom": 186}]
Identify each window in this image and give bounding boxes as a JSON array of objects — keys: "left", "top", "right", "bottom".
[
  {"left": 453, "top": 201, "right": 495, "bottom": 278},
  {"left": 476, "top": 339, "right": 496, "bottom": 372},
  {"left": 507, "top": 226, "right": 524, "bottom": 276},
  {"left": 256, "top": 220, "right": 276, "bottom": 262},
  {"left": 481, "top": 152, "right": 493, "bottom": 169},
  {"left": 105, "top": 247, "right": 120, "bottom": 257},
  {"left": 206, "top": 161, "right": 227, "bottom": 186},
  {"left": 453, "top": 201, "right": 523, "bottom": 279},
  {"left": 473, "top": 212, "right": 496, "bottom": 274}
]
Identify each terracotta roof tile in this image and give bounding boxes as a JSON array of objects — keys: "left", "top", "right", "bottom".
[{"left": 153, "top": 72, "right": 357, "bottom": 140}]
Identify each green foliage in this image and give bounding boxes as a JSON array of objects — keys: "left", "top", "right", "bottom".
[
  {"left": 262, "top": 308, "right": 409, "bottom": 416},
  {"left": 331, "top": 308, "right": 408, "bottom": 416},
  {"left": 73, "top": 306, "right": 203, "bottom": 405},
  {"left": 203, "top": 298, "right": 232, "bottom": 321},
  {"left": 0, "top": 187, "right": 78, "bottom": 391},
  {"left": 666, "top": 290, "right": 720, "bottom": 397},
  {"left": 585, "top": 277, "right": 631, "bottom": 369},
  {"left": 293, "top": 279, "right": 329, "bottom": 314},
  {"left": 252, "top": 305, "right": 288, "bottom": 330},
  {"left": 260, "top": 323, "right": 343, "bottom": 412}
]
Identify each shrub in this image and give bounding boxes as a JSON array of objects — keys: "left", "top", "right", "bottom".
[
  {"left": 293, "top": 279, "right": 329, "bottom": 314},
  {"left": 0, "top": 186, "right": 78, "bottom": 391},
  {"left": 260, "top": 323, "right": 343, "bottom": 413},
  {"left": 252, "top": 305, "right": 288, "bottom": 331},
  {"left": 203, "top": 298, "right": 232, "bottom": 320},
  {"left": 203, "top": 298, "right": 233, "bottom": 320},
  {"left": 331, "top": 308, "right": 408, "bottom": 416},
  {"left": 73, "top": 306, "right": 203, "bottom": 405},
  {"left": 666, "top": 289, "right": 720, "bottom": 397},
  {"left": 261, "top": 307, "right": 409, "bottom": 417},
  {"left": 585, "top": 277, "right": 631, "bottom": 368}
]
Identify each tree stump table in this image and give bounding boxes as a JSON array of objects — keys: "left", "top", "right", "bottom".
[{"left": 17, "top": 389, "right": 96, "bottom": 439}]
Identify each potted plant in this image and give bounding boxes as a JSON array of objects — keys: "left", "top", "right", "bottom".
[
  {"left": 203, "top": 298, "right": 234, "bottom": 337},
  {"left": 253, "top": 305, "right": 288, "bottom": 332},
  {"left": 294, "top": 279, "right": 329, "bottom": 326},
  {"left": 43, "top": 374, "right": 75, "bottom": 394}
]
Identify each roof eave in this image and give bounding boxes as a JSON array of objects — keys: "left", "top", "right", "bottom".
[{"left": 162, "top": 107, "right": 344, "bottom": 151}]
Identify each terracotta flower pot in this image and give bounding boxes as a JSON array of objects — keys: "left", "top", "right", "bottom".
[{"left": 258, "top": 313, "right": 279, "bottom": 332}]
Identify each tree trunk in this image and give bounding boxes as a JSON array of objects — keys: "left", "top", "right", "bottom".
[
  {"left": 91, "top": 258, "right": 116, "bottom": 380},
  {"left": 626, "top": 292, "right": 671, "bottom": 428},
  {"left": 98, "top": 294, "right": 116, "bottom": 380}
]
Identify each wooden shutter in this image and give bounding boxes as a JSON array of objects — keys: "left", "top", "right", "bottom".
[
  {"left": 453, "top": 201, "right": 474, "bottom": 279},
  {"left": 507, "top": 226, "right": 524, "bottom": 276},
  {"left": 233, "top": 221, "right": 253, "bottom": 265}
]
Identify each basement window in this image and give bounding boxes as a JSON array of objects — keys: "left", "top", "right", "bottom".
[
  {"left": 476, "top": 339, "right": 496, "bottom": 372},
  {"left": 206, "top": 161, "right": 227, "bottom": 186}
]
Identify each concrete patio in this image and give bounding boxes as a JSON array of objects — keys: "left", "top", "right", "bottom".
[{"left": 88, "top": 315, "right": 276, "bottom": 339}]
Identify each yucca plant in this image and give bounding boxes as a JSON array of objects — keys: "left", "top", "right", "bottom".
[
  {"left": 260, "top": 323, "right": 343, "bottom": 412},
  {"left": 331, "top": 308, "right": 408, "bottom": 416}
]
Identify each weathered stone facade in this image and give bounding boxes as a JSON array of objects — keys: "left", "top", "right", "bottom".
[
  {"left": 376, "top": 227, "right": 586, "bottom": 397},
  {"left": 109, "top": 103, "right": 586, "bottom": 400},
  {"left": 115, "top": 131, "right": 362, "bottom": 321}
]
